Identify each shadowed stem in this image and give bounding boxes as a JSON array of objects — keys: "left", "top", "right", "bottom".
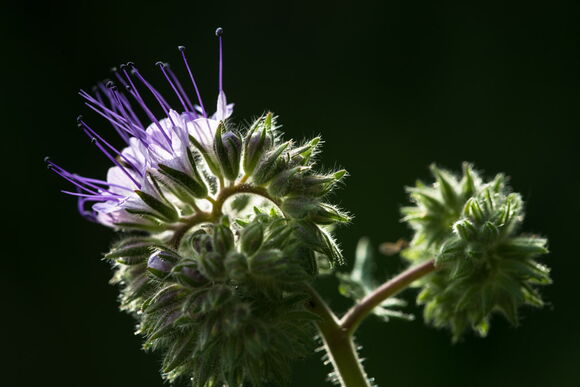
[
  {"left": 306, "top": 259, "right": 436, "bottom": 386},
  {"left": 340, "top": 259, "right": 436, "bottom": 334},
  {"left": 169, "top": 183, "right": 281, "bottom": 248},
  {"left": 306, "top": 284, "right": 370, "bottom": 387}
]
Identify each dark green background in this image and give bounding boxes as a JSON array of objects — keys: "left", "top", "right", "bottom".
[{"left": 7, "top": 1, "right": 579, "bottom": 386}]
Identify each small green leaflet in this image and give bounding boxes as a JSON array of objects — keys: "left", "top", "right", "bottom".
[{"left": 337, "top": 237, "right": 413, "bottom": 322}]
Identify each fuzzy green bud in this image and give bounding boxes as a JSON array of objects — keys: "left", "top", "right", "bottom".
[
  {"left": 240, "top": 221, "right": 264, "bottom": 256},
  {"left": 214, "top": 122, "right": 243, "bottom": 180},
  {"left": 243, "top": 113, "right": 274, "bottom": 175}
]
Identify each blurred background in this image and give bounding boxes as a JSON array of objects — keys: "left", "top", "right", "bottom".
[{"left": 6, "top": 0, "right": 579, "bottom": 386}]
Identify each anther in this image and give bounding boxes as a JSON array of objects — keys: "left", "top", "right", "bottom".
[
  {"left": 215, "top": 27, "right": 224, "bottom": 36},
  {"left": 44, "top": 156, "right": 50, "bottom": 162},
  {"left": 178, "top": 45, "right": 186, "bottom": 52},
  {"left": 155, "top": 61, "right": 166, "bottom": 68},
  {"left": 76, "top": 115, "right": 84, "bottom": 122}
]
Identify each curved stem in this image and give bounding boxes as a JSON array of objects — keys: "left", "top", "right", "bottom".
[
  {"left": 340, "top": 259, "right": 436, "bottom": 334},
  {"left": 211, "top": 183, "right": 281, "bottom": 218},
  {"left": 169, "top": 211, "right": 212, "bottom": 248},
  {"left": 169, "top": 183, "right": 280, "bottom": 248},
  {"left": 306, "top": 285, "right": 370, "bottom": 387}
]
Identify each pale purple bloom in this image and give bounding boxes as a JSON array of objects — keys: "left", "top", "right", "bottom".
[{"left": 48, "top": 30, "right": 232, "bottom": 228}]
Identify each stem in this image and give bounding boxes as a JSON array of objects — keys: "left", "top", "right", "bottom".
[
  {"left": 306, "top": 285, "right": 370, "bottom": 387},
  {"left": 169, "top": 184, "right": 280, "bottom": 248},
  {"left": 211, "top": 184, "right": 281, "bottom": 218},
  {"left": 340, "top": 259, "right": 436, "bottom": 334}
]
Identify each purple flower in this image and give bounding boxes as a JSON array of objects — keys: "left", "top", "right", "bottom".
[{"left": 48, "top": 29, "right": 233, "bottom": 228}]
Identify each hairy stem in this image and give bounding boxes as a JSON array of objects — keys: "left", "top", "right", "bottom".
[
  {"left": 170, "top": 183, "right": 281, "bottom": 248},
  {"left": 306, "top": 260, "right": 436, "bottom": 386},
  {"left": 306, "top": 285, "right": 370, "bottom": 387},
  {"left": 340, "top": 259, "right": 436, "bottom": 334}
]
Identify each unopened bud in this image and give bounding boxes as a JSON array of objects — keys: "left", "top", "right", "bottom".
[
  {"left": 213, "top": 224, "right": 235, "bottom": 256},
  {"left": 225, "top": 251, "right": 248, "bottom": 281},
  {"left": 177, "top": 264, "right": 208, "bottom": 287},
  {"left": 240, "top": 222, "right": 264, "bottom": 256},
  {"left": 214, "top": 123, "right": 242, "bottom": 180},
  {"left": 243, "top": 113, "right": 274, "bottom": 175},
  {"left": 198, "top": 251, "right": 226, "bottom": 281},
  {"left": 147, "top": 250, "right": 179, "bottom": 279}
]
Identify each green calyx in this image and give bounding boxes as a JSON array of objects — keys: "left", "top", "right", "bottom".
[
  {"left": 402, "top": 164, "right": 550, "bottom": 340},
  {"left": 109, "top": 212, "right": 336, "bottom": 386}
]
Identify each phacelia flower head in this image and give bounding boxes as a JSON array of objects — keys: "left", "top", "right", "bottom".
[
  {"left": 49, "top": 28, "right": 351, "bottom": 386},
  {"left": 48, "top": 28, "right": 232, "bottom": 230}
]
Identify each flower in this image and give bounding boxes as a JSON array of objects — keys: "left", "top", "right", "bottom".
[{"left": 48, "top": 29, "right": 232, "bottom": 228}]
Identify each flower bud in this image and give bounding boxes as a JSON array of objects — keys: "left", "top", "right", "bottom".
[
  {"left": 176, "top": 264, "right": 208, "bottom": 287},
  {"left": 105, "top": 237, "right": 161, "bottom": 265},
  {"left": 147, "top": 250, "right": 179, "bottom": 279},
  {"left": 298, "top": 170, "right": 347, "bottom": 197},
  {"left": 282, "top": 197, "right": 350, "bottom": 225},
  {"left": 189, "top": 229, "right": 213, "bottom": 255},
  {"left": 454, "top": 219, "right": 477, "bottom": 241},
  {"left": 240, "top": 221, "right": 264, "bottom": 256},
  {"left": 267, "top": 167, "right": 305, "bottom": 197},
  {"left": 214, "top": 122, "right": 242, "bottom": 180},
  {"left": 213, "top": 224, "right": 235, "bottom": 256},
  {"left": 225, "top": 251, "right": 248, "bottom": 281},
  {"left": 249, "top": 249, "right": 286, "bottom": 278},
  {"left": 243, "top": 113, "right": 274, "bottom": 175},
  {"left": 252, "top": 141, "right": 291, "bottom": 185},
  {"left": 198, "top": 251, "right": 226, "bottom": 281}
]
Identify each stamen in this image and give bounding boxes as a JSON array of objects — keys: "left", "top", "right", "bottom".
[
  {"left": 216, "top": 27, "right": 224, "bottom": 93},
  {"left": 157, "top": 61, "right": 196, "bottom": 119},
  {"left": 165, "top": 64, "right": 197, "bottom": 113},
  {"left": 61, "top": 190, "right": 120, "bottom": 201},
  {"left": 91, "top": 137, "right": 142, "bottom": 188},
  {"left": 178, "top": 46, "right": 207, "bottom": 117},
  {"left": 92, "top": 86, "right": 131, "bottom": 144},
  {"left": 78, "top": 118, "right": 144, "bottom": 177},
  {"left": 120, "top": 64, "right": 174, "bottom": 149},
  {"left": 130, "top": 67, "right": 176, "bottom": 127},
  {"left": 80, "top": 89, "right": 146, "bottom": 141},
  {"left": 46, "top": 161, "right": 101, "bottom": 195}
]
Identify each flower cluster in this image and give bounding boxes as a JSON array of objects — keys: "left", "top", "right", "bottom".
[
  {"left": 107, "top": 212, "right": 336, "bottom": 385},
  {"left": 48, "top": 30, "right": 350, "bottom": 385},
  {"left": 402, "top": 164, "right": 550, "bottom": 340}
]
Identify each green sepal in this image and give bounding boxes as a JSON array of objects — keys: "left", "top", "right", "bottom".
[
  {"left": 252, "top": 141, "right": 291, "bottom": 185},
  {"left": 188, "top": 134, "right": 222, "bottom": 177},
  {"left": 214, "top": 122, "right": 242, "bottom": 181},
  {"left": 135, "top": 190, "right": 179, "bottom": 222},
  {"left": 243, "top": 113, "right": 274, "bottom": 175},
  {"left": 240, "top": 222, "right": 264, "bottom": 256},
  {"left": 158, "top": 163, "right": 208, "bottom": 198}
]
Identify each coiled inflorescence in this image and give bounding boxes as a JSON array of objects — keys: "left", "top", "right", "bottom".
[
  {"left": 49, "top": 31, "right": 349, "bottom": 385},
  {"left": 105, "top": 113, "right": 349, "bottom": 385},
  {"left": 402, "top": 164, "right": 550, "bottom": 340}
]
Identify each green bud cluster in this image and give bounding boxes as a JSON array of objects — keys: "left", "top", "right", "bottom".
[
  {"left": 108, "top": 213, "right": 341, "bottom": 386},
  {"left": 104, "top": 113, "right": 351, "bottom": 386},
  {"left": 402, "top": 164, "right": 550, "bottom": 340}
]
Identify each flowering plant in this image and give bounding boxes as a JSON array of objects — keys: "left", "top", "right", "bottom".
[{"left": 48, "top": 29, "right": 550, "bottom": 387}]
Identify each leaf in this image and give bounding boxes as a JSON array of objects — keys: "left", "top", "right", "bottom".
[{"left": 336, "top": 237, "right": 412, "bottom": 322}]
